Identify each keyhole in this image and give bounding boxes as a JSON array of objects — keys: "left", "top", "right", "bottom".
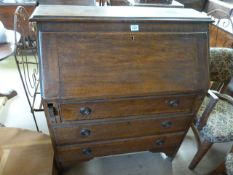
[{"left": 131, "top": 36, "right": 135, "bottom": 41}]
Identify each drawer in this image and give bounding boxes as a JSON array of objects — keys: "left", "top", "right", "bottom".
[
  {"left": 58, "top": 146, "right": 177, "bottom": 168},
  {"left": 53, "top": 115, "right": 191, "bottom": 145},
  {"left": 56, "top": 132, "right": 184, "bottom": 163},
  {"left": 59, "top": 95, "right": 195, "bottom": 121}
]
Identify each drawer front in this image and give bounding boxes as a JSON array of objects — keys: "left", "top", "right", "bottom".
[
  {"left": 56, "top": 132, "right": 184, "bottom": 162},
  {"left": 59, "top": 95, "right": 195, "bottom": 121},
  {"left": 53, "top": 115, "right": 191, "bottom": 145}
]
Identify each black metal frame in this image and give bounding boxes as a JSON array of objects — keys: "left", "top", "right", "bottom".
[{"left": 14, "top": 6, "right": 43, "bottom": 132}]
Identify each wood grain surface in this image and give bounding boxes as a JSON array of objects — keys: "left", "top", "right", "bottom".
[
  {"left": 30, "top": 5, "right": 211, "bottom": 22},
  {"left": 59, "top": 94, "right": 195, "bottom": 121},
  {"left": 33, "top": 6, "right": 211, "bottom": 169},
  {"left": 0, "top": 128, "right": 54, "bottom": 175},
  {"left": 40, "top": 32, "right": 209, "bottom": 99}
]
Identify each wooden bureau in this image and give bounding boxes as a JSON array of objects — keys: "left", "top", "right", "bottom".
[{"left": 30, "top": 5, "right": 211, "bottom": 169}]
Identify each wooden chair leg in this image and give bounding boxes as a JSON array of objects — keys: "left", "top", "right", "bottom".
[
  {"left": 189, "top": 140, "right": 213, "bottom": 170},
  {"left": 191, "top": 123, "right": 201, "bottom": 149},
  {"left": 230, "top": 145, "right": 233, "bottom": 153},
  {"left": 206, "top": 161, "right": 226, "bottom": 175}
]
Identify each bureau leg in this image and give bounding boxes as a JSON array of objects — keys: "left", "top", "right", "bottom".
[
  {"left": 53, "top": 160, "right": 64, "bottom": 175},
  {"left": 164, "top": 150, "right": 177, "bottom": 161},
  {"left": 52, "top": 162, "right": 60, "bottom": 175}
]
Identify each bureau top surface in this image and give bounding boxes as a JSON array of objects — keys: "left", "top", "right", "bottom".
[{"left": 30, "top": 5, "right": 211, "bottom": 22}]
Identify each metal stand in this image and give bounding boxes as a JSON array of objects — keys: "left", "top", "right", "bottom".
[{"left": 14, "top": 6, "right": 43, "bottom": 132}]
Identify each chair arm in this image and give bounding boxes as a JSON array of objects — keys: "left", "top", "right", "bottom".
[
  {"left": 211, "top": 90, "right": 233, "bottom": 105},
  {"left": 197, "top": 90, "right": 219, "bottom": 130}
]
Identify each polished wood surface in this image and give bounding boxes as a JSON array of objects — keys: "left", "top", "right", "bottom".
[
  {"left": 53, "top": 114, "right": 191, "bottom": 145},
  {"left": 40, "top": 32, "right": 208, "bottom": 99},
  {"left": 0, "top": 1, "right": 36, "bottom": 29},
  {"left": 0, "top": 127, "right": 54, "bottom": 175},
  {"left": 56, "top": 132, "right": 184, "bottom": 164},
  {"left": 31, "top": 6, "right": 211, "bottom": 169},
  {"left": 59, "top": 94, "right": 195, "bottom": 121},
  {"left": 30, "top": 5, "right": 211, "bottom": 22}
]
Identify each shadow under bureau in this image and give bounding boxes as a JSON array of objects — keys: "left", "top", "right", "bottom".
[{"left": 30, "top": 5, "right": 211, "bottom": 169}]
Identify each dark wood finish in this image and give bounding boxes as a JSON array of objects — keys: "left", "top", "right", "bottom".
[
  {"left": 191, "top": 123, "right": 201, "bottom": 148},
  {"left": 207, "top": 161, "right": 226, "bottom": 175},
  {"left": 40, "top": 31, "right": 208, "bottom": 99},
  {"left": 56, "top": 132, "right": 184, "bottom": 164},
  {"left": 197, "top": 90, "right": 218, "bottom": 130},
  {"left": 189, "top": 90, "right": 233, "bottom": 170},
  {"left": 37, "top": 0, "right": 95, "bottom": 5},
  {"left": 0, "top": 1, "right": 36, "bottom": 30},
  {"left": 31, "top": 6, "right": 211, "bottom": 169},
  {"left": 59, "top": 94, "right": 195, "bottom": 121},
  {"left": 53, "top": 115, "right": 192, "bottom": 145},
  {"left": 189, "top": 140, "right": 213, "bottom": 170}
]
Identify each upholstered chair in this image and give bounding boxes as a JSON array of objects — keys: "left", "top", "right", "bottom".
[
  {"left": 226, "top": 152, "right": 233, "bottom": 175},
  {"left": 189, "top": 47, "right": 233, "bottom": 170},
  {"left": 209, "top": 47, "right": 233, "bottom": 91},
  {"left": 207, "top": 145, "right": 233, "bottom": 175}
]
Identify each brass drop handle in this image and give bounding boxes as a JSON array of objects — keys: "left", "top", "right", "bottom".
[
  {"left": 161, "top": 121, "right": 172, "bottom": 128},
  {"left": 80, "top": 107, "right": 92, "bottom": 116},
  {"left": 155, "top": 139, "right": 165, "bottom": 146},
  {"left": 80, "top": 129, "right": 91, "bottom": 137},
  {"left": 169, "top": 99, "right": 179, "bottom": 107},
  {"left": 82, "top": 148, "right": 92, "bottom": 156}
]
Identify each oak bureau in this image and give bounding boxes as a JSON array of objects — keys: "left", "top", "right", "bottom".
[{"left": 30, "top": 5, "right": 211, "bottom": 169}]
